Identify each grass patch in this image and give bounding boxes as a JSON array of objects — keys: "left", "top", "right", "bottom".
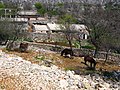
[
  {"left": 82, "top": 69, "right": 97, "bottom": 75},
  {"left": 35, "top": 55, "right": 45, "bottom": 61},
  {"left": 64, "top": 67, "right": 76, "bottom": 71}
]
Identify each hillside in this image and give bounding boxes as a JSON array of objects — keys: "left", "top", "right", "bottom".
[{"left": 0, "top": 49, "right": 120, "bottom": 90}]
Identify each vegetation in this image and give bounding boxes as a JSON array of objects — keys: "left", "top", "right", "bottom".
[
  {"left": 35, "top": 3, "right": 43, "bottom": 10},
  {"left": 82, "top": 3, "right": 120, "bottom": 58},
  {"left": 0, "top": 2, "right": 120, "bottom": 89},
  {"left": 59, "top": 13, "right": 77, "bottom": 24},
  {"left": 64, "top": 67, "right": 75, "bottom": 71},
  {"left": 81, "top": 45, "right": 95, "bottom": 50},
  {"left": 58, "top": 14, "right": 78, "bottom": 50},
  {"left": 35, "top": 55, "right": 45, "bottom": 61},
  {"left": 0, "top": 2, "right": 5, "bottom": 8},
  {"left": 0, "top": 1, "right": 119, "bottom": 64},
  {"left": 0, "top": 19, "right": 27, "bottom": 50},
  {"left": 3, "top": 2, "right": 18, "bottom": 9},
  {"left": 4, "top": 49, "right": 120, "bottom": 74},
  {"left": 33, "top": 1, "right": 120, "bottom": 58},
  {"left": 34, "top": 2, "right": 46, "bottom": 16}
]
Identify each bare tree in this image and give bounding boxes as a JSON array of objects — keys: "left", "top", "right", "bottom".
[
  {"left": 59, "top": 14, "right": 77, "bottom": 50},
  {"left": 81, "top": 1, "right": 120, "bottom": 60},
  {"left": 0, "top": 18, "right": 27, "bottom": 50}
]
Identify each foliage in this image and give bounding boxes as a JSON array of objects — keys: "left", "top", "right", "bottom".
[
  {"left": 81, "top": 45, "right": 95, "bottom": 50},
  {"left": 0, "top": 2, "right": 5, "bottom": 8},
  {"left": 0, "top": 20, "right": 16, "bottom": 41},
  {"left": 35, "top": 2, "right": 46, "bottom": 16},
  {"left": 48, "top": 10, "right": 58, "bottom": 16},
  {"left": 24, "top": 38, "right": 33, "bottom": 42},
  {"left": 35, "top": 3, "right": 42, "bottom": 10},
  {"left": 37, "top": 7, "right": 46, "bottom": 15},
  {"left": 35, "top": 55, "right": 45, "bottom": 61},
  {"left": 73, "top": 41, "right": 80, "bottom": 48},
  {"left": 59, "top": 14, "right": 77, "bottom": 24},
  {"left": 0, "top": 9, "right": 4, "bottom": 16},
  {"left": 0, "top": 19, "right": 27, "bottom": 49},
  {"left": 56, "top": 3, "right": 64, "bottom": 7},
  {"left": 58, "top": 14, "right": 78, "bottom": 50},
  {"left": 3, "top": 2, "right": 18, "bottom": 9}
]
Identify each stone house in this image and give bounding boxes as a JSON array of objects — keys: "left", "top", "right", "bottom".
[
  {"left": 34, "top": 25, "right": 49, "bottom": 33},
  {"left": 70, "top": 24, "right": 89, "bottom": 39}
]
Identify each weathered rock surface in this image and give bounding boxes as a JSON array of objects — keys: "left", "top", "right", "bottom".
[{"left": 0, "top": 50, "right": 119, "bottom": 90}]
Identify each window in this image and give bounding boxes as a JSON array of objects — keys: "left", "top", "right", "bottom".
[{"left": 83, "top": 34, "right": 87, "bottom": 39}]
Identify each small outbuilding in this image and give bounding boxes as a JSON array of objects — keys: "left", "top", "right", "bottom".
[
  {"left": 70, "top": 24, "right": 89, "bottom": 39},
  {"left": 34, "top": 25, "right": 49, "bottom": 33}
]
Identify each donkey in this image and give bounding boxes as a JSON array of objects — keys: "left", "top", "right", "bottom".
[
  {"left": 81, "top": 55, "right": 97, "bottom": 69},
  {"left": 19, "top": 43, "right": 28, "bottom": 52},
  {"left": 61, "top": 48, "right": 74, "bottom": 58}
]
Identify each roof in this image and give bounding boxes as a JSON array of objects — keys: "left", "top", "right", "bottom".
[
  {"left": 47, "top": 23, "right": 64, "bottom": 31},
  {"left": 70, "top": 24, "right": 89, "bottom": 35},
  {"left": 0, "top": 18, "right": 28, "bottom": 22},
  {"left": 17, "top": 10, "right": 38, "bottom": 15},
  {"left": 30, "top": 17, "right": 49, "bottom": 24},
  {"left": 13, "top": 18, "right": 28, "bottom": 22},
  {"left": 70, "top": 24, "right": 87, "bottom": 30},
  {"left": 31, "top": 20, "right": 49, "bottom": 25},
  {"left": 34, "top": 25, "right": 49, "bottom": 31}
]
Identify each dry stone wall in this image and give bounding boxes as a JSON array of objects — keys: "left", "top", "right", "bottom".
[{"left": 28, "top": 43, "right": 120, "bottom": 64}]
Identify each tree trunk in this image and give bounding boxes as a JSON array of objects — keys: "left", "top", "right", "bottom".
[
  {"left": 68, "top": 40, "right": 72, "bottom": 50},
  {"left": 78, "top": 40, "right": 82, "bottom": 56},
  {"left": 93, "top": 48, "right": 98, "bottom": 58},
  {"left": 4, "top": 40, "right": 8, "bottom": 45},
  {"left": 6, "top": 37, "right": 18, "bottom": 51},
  {"left": 104, "top": 49, "right": 110, "bottom": 63}
]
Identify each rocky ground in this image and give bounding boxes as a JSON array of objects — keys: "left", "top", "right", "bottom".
[{"left": 0, "top": 49, "right": 120, "bottom": 90}]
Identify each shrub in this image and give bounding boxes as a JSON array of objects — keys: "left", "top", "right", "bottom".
[
  {"left": 81, "top": 45, "right": 95, "bottom": 50},
  {"left": 35, "top": 55, "right": 45, "bottom": 61},
  {"left": 24, "top": 38, "right": 33, "bottom": 42}
]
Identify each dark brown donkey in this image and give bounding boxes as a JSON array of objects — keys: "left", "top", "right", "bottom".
[
  {"left": 81, "top": 55, "right": 97, "bottom": 69},
  {"left": 61, "top": 48, "right": 74, "bottom": 58},
  {"left": 19, "top": 43, "right": 28, "bottom": 52}
]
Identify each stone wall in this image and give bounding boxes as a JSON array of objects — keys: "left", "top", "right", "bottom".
[
  {"left": 6, "top": 41, "right": 120, "bottom": 64},
  {"left": 28, "top": 42, "right": 63, "bottom": 53},
  {"left": 73, "top": 48, "right": 120, "bottom": 64},
  {"left": 28, "top": 43, "right": 120, "bottom": 64},
  {"left": 26, "top": 32, "right": 120, "bottom": 64},
  {"left": 28, "top": 32, "right": 65, "bottom": 42},
  {"left": 30, "top": 33, "right": 49, "bottom": 41}
]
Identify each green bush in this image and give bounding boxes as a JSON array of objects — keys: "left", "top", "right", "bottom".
[
  {"left": 73, "top": 41, "right": 80, "bottom": 48},
  {"left": 35, "top": 55, "right": 45, "bottom": 61},
  {"left": 81, "top": 45, "right": 95, "bottom": 50},
  {"left": 24, "top": 38, "right": 33, "bottom": 42}
]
